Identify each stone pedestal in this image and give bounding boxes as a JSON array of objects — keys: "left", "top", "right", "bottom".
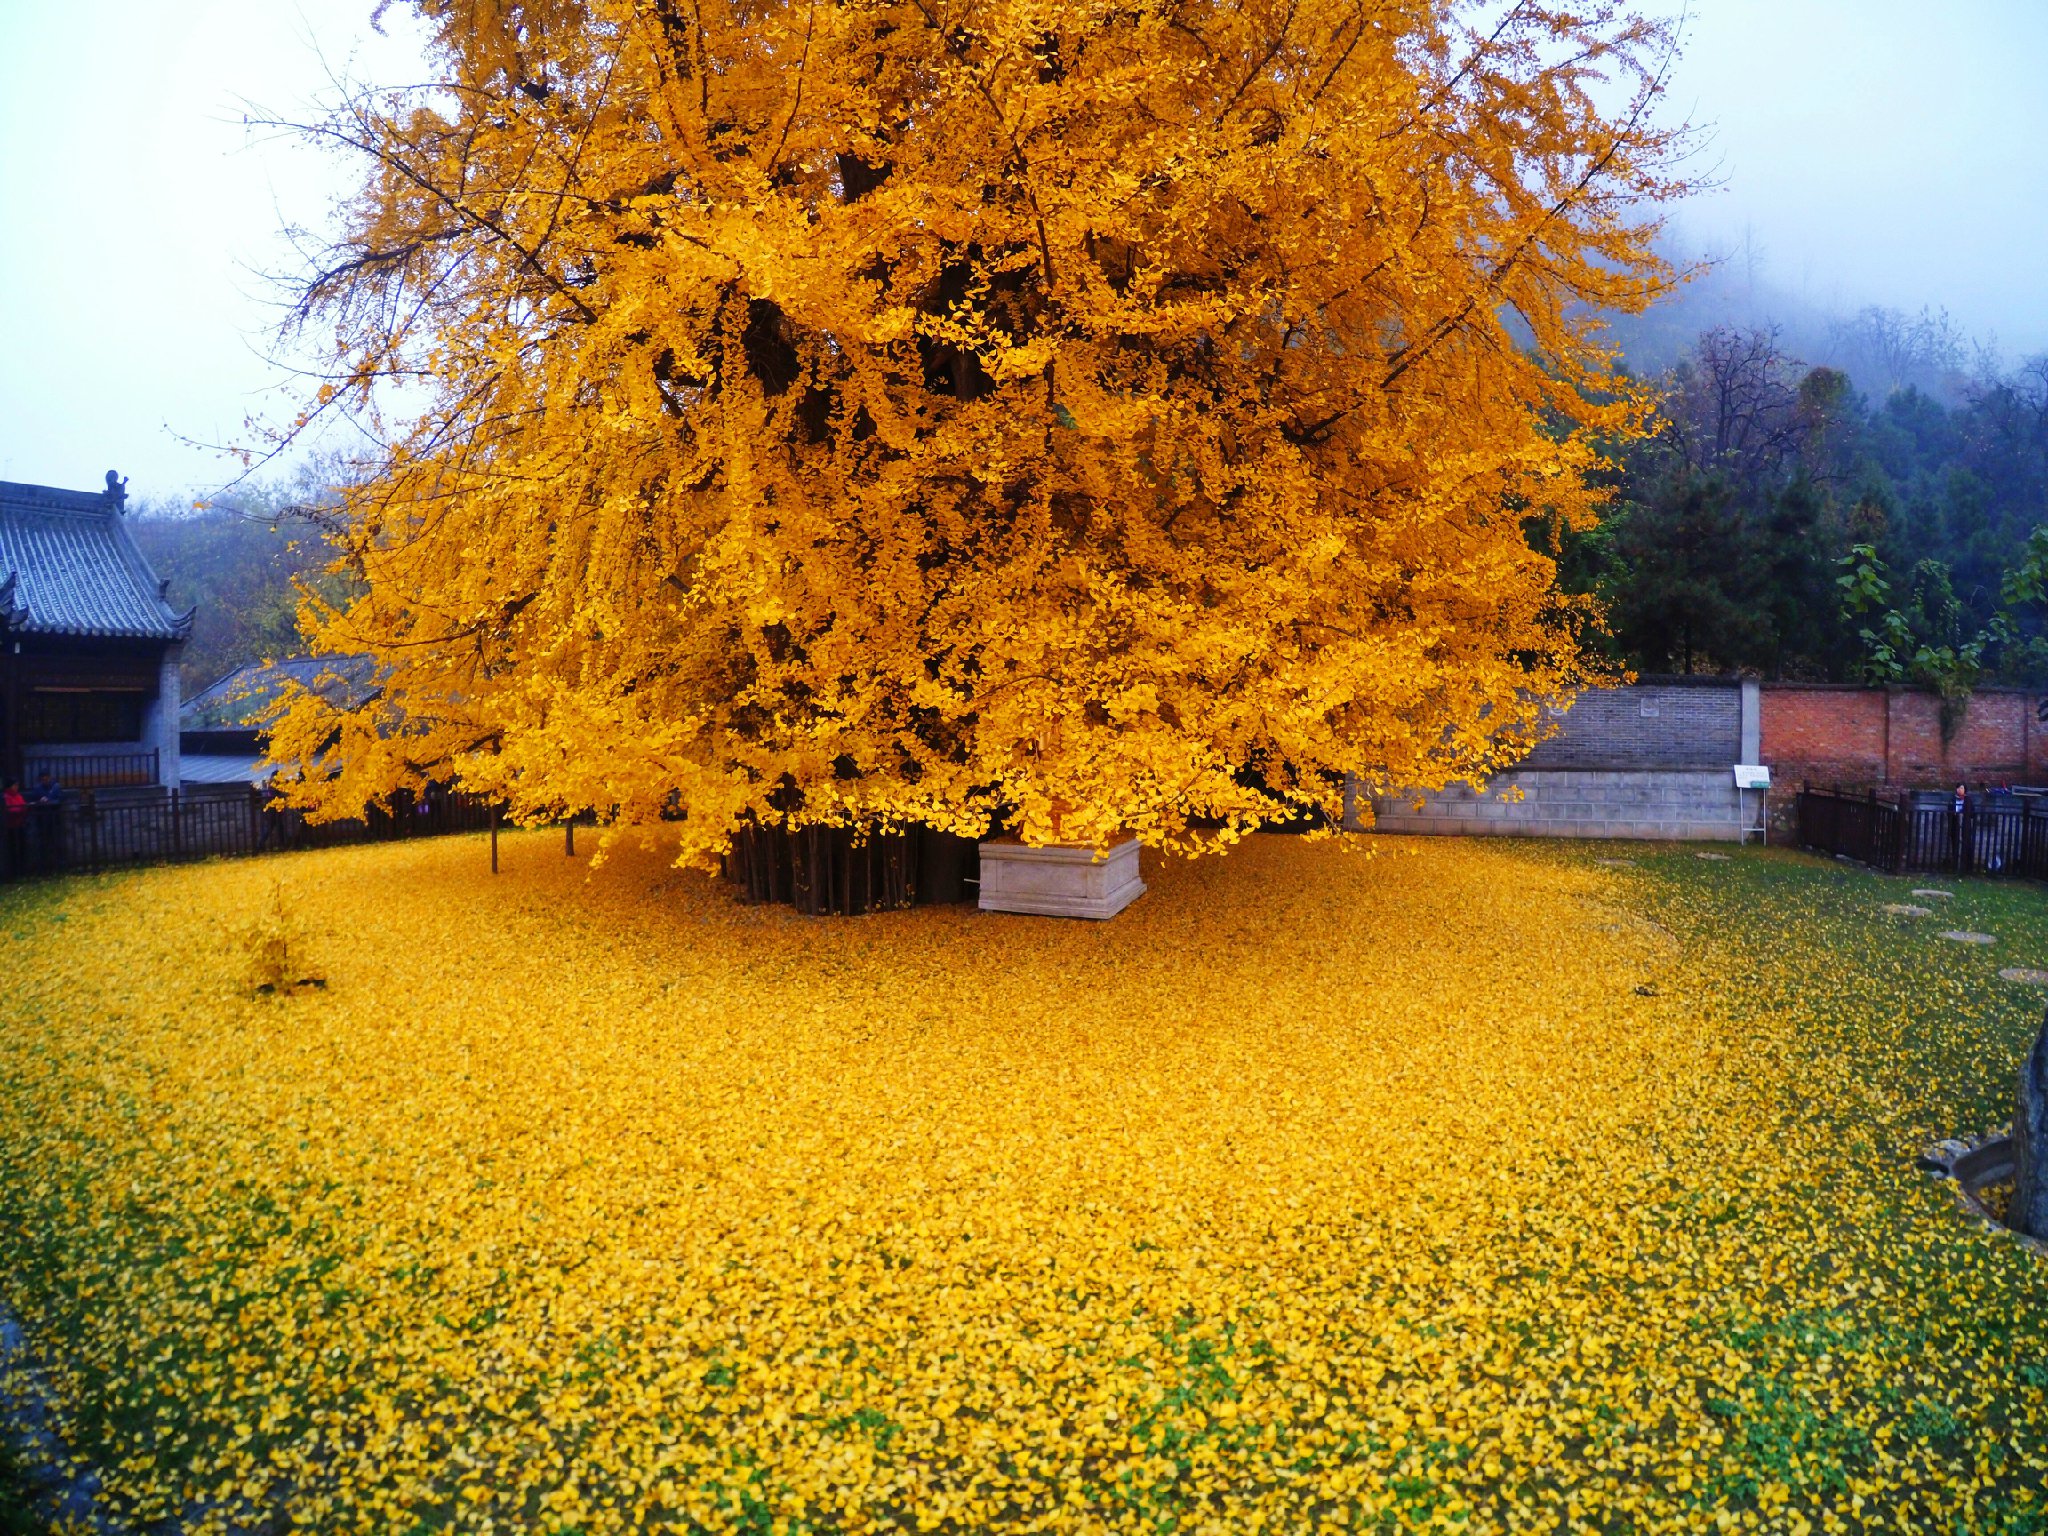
[
  {"left": 977, "top": 836, "right": 1145, "bottom": 919},
  {"left": 2016, "top": 1009, "right": 2048, "bottom": 1240}
]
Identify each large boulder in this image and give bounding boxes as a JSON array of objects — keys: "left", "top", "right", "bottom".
[{"left": 2017, "top": 1009, "right": 2048, "bottom": 1239}]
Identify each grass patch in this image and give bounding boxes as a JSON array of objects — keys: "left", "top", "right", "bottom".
[{"left": 0, "top": 1438, "right": 44, "bottom": 1536}]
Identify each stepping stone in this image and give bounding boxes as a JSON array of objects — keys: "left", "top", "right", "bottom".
[
  {"left": 1695, "top": 852, "right": 1731, "bottom": 861},
  {"left": 1912, "top": 889, "right": 1955, "bottom": 900},
  {"left": 1593, "top": 858, "right": 1635, "bottom": 868},
  {"left": 1883, "top": 903, "right": 1934, "bottom": 917},
  {"left": 1940, "top": 931, "right": 1997, "bottom": 945},
  {"left": 2000, "top": 968, "right": 2048, "bottom": 985}
]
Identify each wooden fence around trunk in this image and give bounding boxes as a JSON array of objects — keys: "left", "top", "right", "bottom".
[
  {"left": 1794, "top": 787, "right": 2048, "bottom": 879},
  {"left": 728, "top": 823, "right": 980, "bottom": 914}
]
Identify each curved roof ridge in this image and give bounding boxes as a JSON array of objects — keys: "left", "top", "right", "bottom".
[{"left": 0, "top": 478, "right": 190, "bottom": 641}]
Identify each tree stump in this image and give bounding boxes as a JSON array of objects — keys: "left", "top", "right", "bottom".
[{"left": 2016, "top": 1009, "right": 2048, "bottom": 1239}]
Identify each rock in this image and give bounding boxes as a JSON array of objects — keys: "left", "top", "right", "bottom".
[
  {"left": 1695, "top": 852, "right": 1731, "bottom": 861},
  {"left": 1593, "top": 857, "right": 1634, "bottom": 868},
  {"left": 1883, "top": 903, "right": 1934, "bottom": 917},
  {"left": 1919, "top": 1138, "right": 1973, "bottom": 1174},
  {"left": 1912, "top": 888, "right": 1955, "bottom": 900},
  {"left": 2001, "top": 968, "right": 2048, "bottom": 986},
  {"left": 1939, "top": 930, "right": 1996, "bottom": 944},
  {"left": 2014, "top": 1011, "right": 2048, "bottom": 1239}
]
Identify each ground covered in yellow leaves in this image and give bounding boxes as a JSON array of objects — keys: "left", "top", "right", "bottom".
[{"left": 2, "top": 834, "right": 2046, "bottom": 1533}]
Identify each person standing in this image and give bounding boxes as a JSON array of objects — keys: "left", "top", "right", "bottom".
[
  {"left": 29, "top": 770, "right": 64, "bottom": 873},
  {"left": 2, "top": 779, "right": 27, "bottom": 876}
]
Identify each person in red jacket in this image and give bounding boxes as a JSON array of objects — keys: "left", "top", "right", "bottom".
[{"left": 2, "top": 779, "right": 27, "bottom": 875}]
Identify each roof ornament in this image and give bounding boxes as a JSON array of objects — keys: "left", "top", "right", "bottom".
[{"left": 104, "top": 470, "right": 128, "bottom": 512}]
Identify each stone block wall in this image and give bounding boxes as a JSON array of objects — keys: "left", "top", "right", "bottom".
[
  {"left": 1369, "top": 769, "right": 1748, "bottom": 841},
  {"left": 1519, "top": 679, "right": 1743, "bottom": 770},
  {"left": 1358, "top": 678, "right": 1755, "bottom": 842}
]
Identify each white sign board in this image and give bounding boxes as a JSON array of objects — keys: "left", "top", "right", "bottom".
[{"left": 1733, "top": 764, "right": 1771, "bottom": 790}]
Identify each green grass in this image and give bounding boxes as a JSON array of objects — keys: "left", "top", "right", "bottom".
[
  {"left": 1622, "top": 841, "right": 2048, "bottom": 1136},
  {"left": 0, "top": 1437, "right": 46, "bottom": 1535}
]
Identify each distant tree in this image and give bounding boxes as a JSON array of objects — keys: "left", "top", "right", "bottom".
[
  {"left": 1825, "top": 305, "right": 1967, "bottom": 400},
  {"left": 1600, "top": 476, "right": 1766, "bottom": 674},
  {"left": 131, "top": 463, "right": 359, "bottom": 694},
  {"left": 1658, "top": 325, "right": 1807, "bottom": 490},
  {"left": 1995, "top": 524, "right": 2048, "bottom": 685},
  {"left": 1583, "top": 296, "right": 2048, "bottom": 690},
  {"left": 1836, "top": 541, "right": 2031, "bottom": 737},
  {"left": 1581, "top": 327, "right": 1857, "bottom": 677},
  {"left": 1752, "top": 473, "right": 1854, "bottom": 679}
]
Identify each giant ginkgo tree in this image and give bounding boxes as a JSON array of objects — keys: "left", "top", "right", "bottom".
[{"left": 270, "top": 0, "right": 1686, "bottom": 863}]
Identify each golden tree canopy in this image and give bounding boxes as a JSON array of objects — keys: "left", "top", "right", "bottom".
[{"left": 272, "top": 0, "right": 1684, "bottom": 860}]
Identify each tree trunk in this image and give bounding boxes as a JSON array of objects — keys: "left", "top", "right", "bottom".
[{"left": 2015, "top": 1007, "right": 2048, "bottom": 1239}]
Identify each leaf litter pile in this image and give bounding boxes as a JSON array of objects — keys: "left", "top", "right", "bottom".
[{"left": 2, "top": 833, "right": 2045, "bottom": 1533}]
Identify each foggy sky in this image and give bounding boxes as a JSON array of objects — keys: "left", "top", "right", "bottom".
[
  {"left": 1663, "top": 0, "right": 2048, "bottom": 351},
  {"left": 1, "top": 0, "right": 2043, "bottom": 501}
]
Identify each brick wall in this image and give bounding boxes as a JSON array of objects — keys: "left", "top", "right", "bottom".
[
  {"left": 1761, "top": 685, "right": 2048, "bottom": 791},
  {"left": 1360, "top": 680, "right": 2048, "bottom": 844},
  {"left": 1521, "top": 680, "right": 1742, "bottom": 770}
]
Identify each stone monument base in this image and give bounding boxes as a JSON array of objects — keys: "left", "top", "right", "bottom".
[{"left": 977, "top": 837, "right": 1145, "bottom": 919}]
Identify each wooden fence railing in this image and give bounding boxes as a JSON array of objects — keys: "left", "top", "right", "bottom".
[
  {"left": 0, "top": 785, "right": 501, "bottom": 883},
  {"left": 21, "top": 750, "right": 160, "bottom": 790},
  {"left": 2, "top": 792, "right": 976, "bottom": 901},
  {"left": 1795, "top": 787, "right": 2048, "bottom": 879}
]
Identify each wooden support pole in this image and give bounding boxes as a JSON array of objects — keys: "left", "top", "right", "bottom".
[
  {"left": 565, "top": 818, "right": 575, "bottom": 857},
  {"left": 1, "top": 636, "right": 19, "bottom": 789},
  {"left": 490, "top": 807, "right": 500, "bottom": 874}
]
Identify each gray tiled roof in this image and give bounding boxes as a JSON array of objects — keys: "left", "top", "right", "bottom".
[
  {"left": 182, "top": 654, "right": 381, "bottom": 729},
  {"left": 180, "top": 753, "right": 274, "bottom": 786},
  {"left": 0, "top": 479, "right": 193, "bottom": 641}
]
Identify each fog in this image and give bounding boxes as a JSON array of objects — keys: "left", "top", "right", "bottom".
[
  {"left": 1659, "top": 0, "right": 2048, "bottom": 363},
  {"left": 0, "top": 0, "right": 2042, "bottom": 499}
]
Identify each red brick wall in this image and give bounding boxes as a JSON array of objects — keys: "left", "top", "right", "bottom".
[{"left": 1762, "top": 685, "right": 2048, "bottom": 793}]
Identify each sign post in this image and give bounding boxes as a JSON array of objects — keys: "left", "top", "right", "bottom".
[{"left": 1733, "top": 764, "right": 1771, "bottom": 845}]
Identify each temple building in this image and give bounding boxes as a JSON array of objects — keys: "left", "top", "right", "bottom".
[
  {"left": 180, "top": 653, "right": 379, "bottom": 786},
  {"left": 0, "top": 474, "right": 191, "bottom": 792}
]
